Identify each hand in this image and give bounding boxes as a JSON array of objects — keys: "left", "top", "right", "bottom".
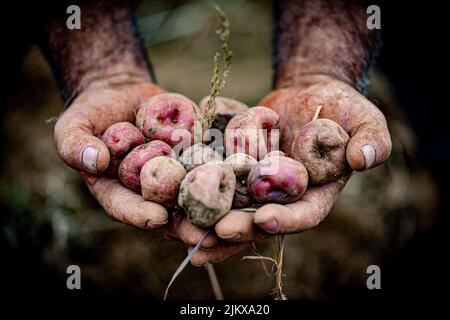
[
  {"left": 54, "top": 79, "right": 171, "bottom": 229},
  {"left": 190, "top": 76, "right": 392, "bottom": 266}
]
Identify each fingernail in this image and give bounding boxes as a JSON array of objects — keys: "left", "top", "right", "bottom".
[
  {"left": 82, "top": 147, "right": 99, "bottom": 173},
  {"left": 146, "top": 220, "right": 168, "bottom": 229},
  {"left": 361, "top": 144, "right": 376, "bottom": 169},
  {"left": 219, "top": 232, "right": 242, "bottom": 241},
  {"left": 257, "top": 218, "right": 279, "bottom": 233}
]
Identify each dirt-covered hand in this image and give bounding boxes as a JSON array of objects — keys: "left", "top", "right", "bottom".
[
  {"left": 214, "top": 76, "right": 391, "bottom": 247},
  {"left": 54, "top": 81, "right": 171, "bottom": 229}
]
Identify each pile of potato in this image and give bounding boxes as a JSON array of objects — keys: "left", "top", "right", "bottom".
[{"left": 101, "top": 93, "right": 349, "bottom": 228}]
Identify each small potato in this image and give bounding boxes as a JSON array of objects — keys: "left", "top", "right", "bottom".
[
  {"left": 179, "top": 143, "right": 223, "bottom": 171},
  {"left": 292, "top": 118, "right": 349, "bottom": 184},
  {"left": 178, "top": 163, "right": 236, "bottom": 228},
  {"left": 224, "top": 106, "right": 280, "bottom": 160},
  {"left": 140, "top": 156, "right": 186, "bottom": 208},
  {"left": 198, "top": 96, "right": 249, "bottom": 132},
  {"left": 136, "top": 93, "right": 200, "bottom": 148},
  {"left": 224, "top": 153, "right": 257, "bottom": 208},
  {"left": 101, "top": 122, "right": 145, "bottom": 177},
  {"left": 119, "top": 140, "right": 174, "bottom": 192},
  {"left": 248, "top": 156, "right": 308, "bottom": 204}
]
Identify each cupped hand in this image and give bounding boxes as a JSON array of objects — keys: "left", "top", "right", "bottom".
[
  {"left": 54, "top": 79, "right": 170, "bottom": 229},
  {"left": 191, "top": 76, "right": 392, "bottom": 266},
  {"left": 54, "top": 79, "right": 247, "bottom": 258}
]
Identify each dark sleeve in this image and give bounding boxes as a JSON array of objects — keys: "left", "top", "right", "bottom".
[
  {"left": 37, "top": 0, "right": 155, "bottom": 106},
  {"left": 273, "top": 0, "right": 381, "bottom": 93}
]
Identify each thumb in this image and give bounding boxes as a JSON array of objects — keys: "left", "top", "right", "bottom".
[
  {"left": 54, "top": 110, "right": 110, "bottom": 174},
  {"left": 346, "top": 107, "right": 392, "bottom": 171}
]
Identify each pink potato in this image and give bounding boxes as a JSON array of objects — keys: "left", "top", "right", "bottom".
[
  {"left": 178, "top": 163, "right": 236, "bottom": 228},
  {"left": 224, "top": 106, "right": 280, "bottom": 160},
  {"left": 248, "top": 156, "right": 308, "bottom": 204},
  {"left": 291, "top": 118, "right": 350, "bottom": 185},
  {"left": 198, "top": 96, "right": 249, "bottom": 132},
  {"left": 101, "top": 122, "right": 145, "bottom": 177},
  {"left": 118, "top": 140, "right": 174, "bottom": 192},
  {"left": 136, "top": 93, "right": 200, "bottom": 148},
  {"left": 140, "top": 156, "right": 186, "bottom": 208},
  {"left": 224, "top": 153, "right": 257, "bottom": 208},
  {"left": 179, "top": 143, "right": 223, "bottom": 171}
]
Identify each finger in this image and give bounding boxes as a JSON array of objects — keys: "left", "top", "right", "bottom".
[
  {"left": 161, "top": 213, "right": 185, "bottom": 241},
  {"left": 188, "top": 242, "right": 249, "bottom": 266},
  {"left": 80, "top": 172, "right": 168, "bottom": 229},
  {"left": 254, "top": 175, "right": 349, "bottom": 234},
  {"left": 55, "top": 109, "right": 111, "bottom": 174},
  {"left": 54, "top": 83, "right": 165, "bottom": 175},
  {"left": 345, "top": 104, "right": 392, "bottom": 171},
  {"left": 215, "top": 210, "right": 268, "bottom": 242},
  {"left": 173, "top": 217, "right": 218, "bottom": 248}
]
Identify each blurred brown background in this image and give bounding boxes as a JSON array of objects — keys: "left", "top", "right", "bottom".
[{"left": 0, "top": 0, "right": 447, "bottom": 302}]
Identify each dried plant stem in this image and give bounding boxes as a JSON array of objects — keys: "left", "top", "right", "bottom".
[
  {"left": 271, "top": 235, "right": 287, "bottom": 300},
  {"left": 206, "top": 263, "right": 224, "bottom": 300},
  {"left": 312, "top": 105, "right": 323, "bottom": 122},
  {"left": 200, "top": 4, "right": 233, "bottom": 139},
  {"left": 242, "top": 237, "right": 288, "bottom": 300}
]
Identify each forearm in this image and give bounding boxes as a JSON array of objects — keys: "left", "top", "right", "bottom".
[
  {"left": 274, "top": 0, "right": 380, "bottom": 92},
  {"left": 39, "top": 0, "right": 153, "bottom": 104}
]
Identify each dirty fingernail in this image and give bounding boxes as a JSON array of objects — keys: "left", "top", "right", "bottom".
[
  {"left": 82, "top": 146, "right": 99, "bottom": 173},
  {"left": 218, "top": 232, "right": 242, "bottom": 241},
  {"left": 361, "top": 144, "right": 376, "bottom": 169},
  {"left": 146, "top": 220, "right": 168, "bottom": 229},
  {"left": 257, "top": 218, "right": 279, "bottom": 233}
]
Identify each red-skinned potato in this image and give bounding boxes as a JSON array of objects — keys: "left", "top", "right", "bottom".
[
  {"left": 101, "top": 122, "right": 145, "bottom": 177},
  {"left": 224, "top": 106, "right": 280, "bottom": 160},
  {"left": 178, "top": 163, "right": 236, "bottom": 228},
  {"left": 119, "top": 140, "right": 174, "bottom": 192},
  {"left": 248, "top": 156, "right": 308, "bottom": 204},
  {"left": 224, "top": 153, "right": 257, "bottom": 208},
  {"left": 136, "top": 93, "right": 200, "bottom": 148},
  {"left": 198, "top": 96, "right": 249, "bottom": 132},
  {"left": 140, "top": 156, "right": 186, "bottom": 208},
  {"left": 292, "top": 118, "right": 349, "bottom": 184}
]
